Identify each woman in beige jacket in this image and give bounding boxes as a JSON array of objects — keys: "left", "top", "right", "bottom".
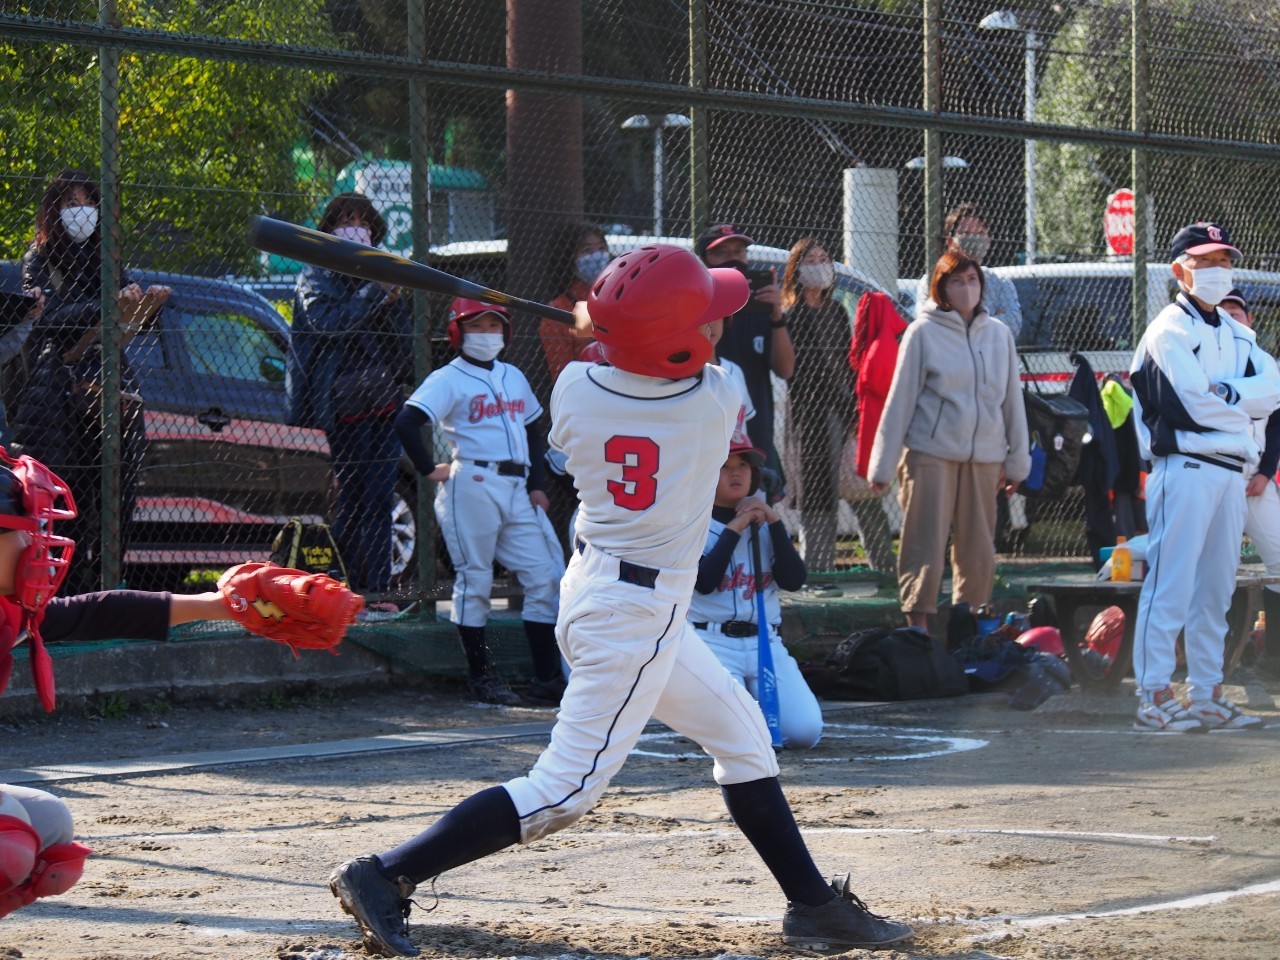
[{"left": 869, "top": 250, "right": 1030, "bottom": 632}]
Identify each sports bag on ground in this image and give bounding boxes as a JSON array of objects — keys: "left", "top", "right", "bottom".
[
  {"left": 819, "top": 627, "right": 968, "bottom": 701},
  {"left": 1019, "top": 390, "right": 1090, "bottom": 499},
  {"left": 270, "top": 517, "right": 349, "bottom": 583}
]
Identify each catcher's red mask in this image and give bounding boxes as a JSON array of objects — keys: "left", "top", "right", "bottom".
[{"left": 0, "top": 447, "right": 77, "bottom": 712}]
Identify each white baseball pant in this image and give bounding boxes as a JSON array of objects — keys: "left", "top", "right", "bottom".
[
  {"left": 503, "top": 539, "right": 780, "bottom": 843},
  {"left": 1244, "top": 476, "right": 1280, "bottom": 594},
  {"left": 1133, "top": 454, "right": 1246, "bottom": 701}
]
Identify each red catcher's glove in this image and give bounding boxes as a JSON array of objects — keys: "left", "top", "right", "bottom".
[{"left": 217, "top": 562, "right": 363, "bottom": 656}]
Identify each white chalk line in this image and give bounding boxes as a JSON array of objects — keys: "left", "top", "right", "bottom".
[{"left": 632, "top": 724, "right": 990, "bottom": 762}]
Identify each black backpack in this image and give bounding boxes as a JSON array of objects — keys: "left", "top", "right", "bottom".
[
  {"left": 270, "top": 516, "right": 349, "bottom": 583},
  {"left": 820, "top": 627, "right": 968, "bottom": 701},
  {"left": 1019, "top": 390, "right": 1090, "bottom": 499}
]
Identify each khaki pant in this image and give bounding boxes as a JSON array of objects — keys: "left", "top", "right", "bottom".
[{"left": 896, "top": 450, "right": 1001, "bottom": 615}]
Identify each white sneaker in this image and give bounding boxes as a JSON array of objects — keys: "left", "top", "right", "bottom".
[
  {"left": 1134, "top": 686, "right": 1207, "bottom": 732},
  {"left": 1187, "top": 685, "right": 1264, "bottom": 729}
]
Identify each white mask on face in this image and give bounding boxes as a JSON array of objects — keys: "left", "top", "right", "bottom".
[
  {"left": 1188, "top": 265, "right": 1234, "bottom": 306},
  {"left": 797, "top": 261, "right": 835, "bottom": 290},
  {"left": 60, "top": 204, "right": 98, "bottom": 243},
  {"left": 575, "top": 250, "right": 610, "bottom": 284},
  {"left": 463, "top": 332, "right": 505, "bottom": 362},
  {"left": 947, "top": 284, "right": 982, "bottom": 317},
  {"left": 333, "top": 225, "right": 373, "bottom": 246}
]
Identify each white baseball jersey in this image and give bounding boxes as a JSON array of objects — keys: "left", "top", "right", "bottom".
[
  {"left": 406, "top": 357, "right": 542, "bottom": 463},
  {"left": 715, "top": 356, "right": 756, "bottom": 427},
  {"left": 549, "top": 361, "right": 742, "bottom": 571},
  {"left": 687, "top": 518, "right": 782, "bottom": 628}
]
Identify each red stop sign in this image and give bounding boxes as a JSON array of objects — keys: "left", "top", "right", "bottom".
[{"left": 1104, "top": 189, "right": 1135, "bottom": 256}]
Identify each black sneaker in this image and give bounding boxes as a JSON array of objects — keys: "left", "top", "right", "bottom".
[
  {"left": 525, "top": 674, "right": 567, "bottom": 706},
  {"left": 329, "top": 855, "right": 419, "bottom": 957},
  {"left": 782, "top": 874, "right": 914, "bottom": 951},
  {"left": 468, "top": 673, "right": 520, "bottom": 706}
]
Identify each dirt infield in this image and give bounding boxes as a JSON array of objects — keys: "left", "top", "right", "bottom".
[{"left": 3, "top": 682, "right": 1279, "bottom": 960}]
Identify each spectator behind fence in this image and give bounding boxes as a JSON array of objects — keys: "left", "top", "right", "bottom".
[
  {"left": 870, "top": 250, "right": 1029, "bottom": 634},
  {"left": 780, "top": 238, "right": 857, "bottom": 571},
  {"left": 14, "top": 168, "right": 169, "bottom": 593},
  {"left": 287, "top": 193, "right": 412, "bottom": 600},
  {"left": 541, "top": 222, "right": 609, "bottom": 385},
  {"left": 915, "top": 203, "right": 1022, "bottom": 339},
  {"left": 0, "top": 290, "right": 43, "bottom": 446},
  {"left": 697, "top": 224, "right": 795, "bottom": 500},
  {"left": 689, "top": 430, "right": 822, "bottom": 749},
  {"left": 846, "top": 291, "right": 906, "bottom": 574}
]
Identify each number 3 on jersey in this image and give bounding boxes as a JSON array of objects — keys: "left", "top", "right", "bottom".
[{"left": 604, "top": 435, "right": 659, "bottom": 510}]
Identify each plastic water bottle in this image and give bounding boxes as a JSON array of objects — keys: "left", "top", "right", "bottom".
[
  {"left": 1110, "top": 536, "right": 1132, "bottom": 582},
  {"left": 1251, "top": 610, "right": 1267, "bottom": 658}
]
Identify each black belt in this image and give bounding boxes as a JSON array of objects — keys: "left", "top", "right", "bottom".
[
  {"left": 575, "top": 537, "right": 659, "bottom": 589},
  {"left": 468, "top": 459, "right": 527, "bottom": 477},
  {"left": 1185, "top": 452, "right": 1245, "bottom": 474},
  {"left": 692, "top": 620, "right": 759, "bottom": 638}
]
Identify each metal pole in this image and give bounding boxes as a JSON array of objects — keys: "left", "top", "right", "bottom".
[
  {"left": 407, "top": 0, "right": 435, "bottom": 598},
  {"left": 653, "top": 126, "right": 664, "bottom": 236},
  {"left": 99, "top": 0, "right": 122, "bottom": 590},
  {"left": 1025, "top": 29, "right": 1038, "bottom": 265},
  {"left": 688, "top": 0, "right": 709, "bottom": 237},
  {"left": 1132, "top": 0, "right": 1149, "bottom": 348},
  {"left": 922, "top": 0, "right": 942, "bottom": 266}
]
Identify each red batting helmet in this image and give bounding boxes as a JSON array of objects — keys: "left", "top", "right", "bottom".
[
  {"left": 446, "top": 297, "right": 512, "bottom": 349},
  {"left": 588, "top": 245, "right": 749, "bottom": 379},
  {"left": 1016, "top": 626, "right": 1065, "bottom": 658},
  {"left": 0, "top": 447, "right": 78, "bottom": 713},
  {"left": 726, "top": 425, "right": 765, "bottom": 495}
]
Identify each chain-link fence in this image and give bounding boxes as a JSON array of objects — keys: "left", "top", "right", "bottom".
[{"left": 2, "top": 0, "right": 1278, "bottom": 598}]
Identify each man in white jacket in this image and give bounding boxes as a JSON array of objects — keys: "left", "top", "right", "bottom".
[{"left": 1129, "top": 222, "right": 1280, "bottom": 732}]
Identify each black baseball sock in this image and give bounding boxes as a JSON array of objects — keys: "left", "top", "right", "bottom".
[
  {"left": 456, "top": 625, "right": 491, "bottom": 679},
  {"left": 376, "top": 785, "right": 521, "bottom": 885},
  {"left": 721, "top": 777, "right": 835, "bottom": 906},
  {"left": 523, "top": 620, "right": 562, "bottom": 681}
]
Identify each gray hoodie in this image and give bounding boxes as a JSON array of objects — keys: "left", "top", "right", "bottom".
[{"left": 868, "top": 300, "right": 1030, "bottom": 485}]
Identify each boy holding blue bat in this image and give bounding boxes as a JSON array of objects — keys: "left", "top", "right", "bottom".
[{"left": 689, "top": 429, "right": 822, "bottom": 749}]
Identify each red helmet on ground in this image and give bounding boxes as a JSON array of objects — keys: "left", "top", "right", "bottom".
[
  {"left": 588, "top": 245, "right": 749, "bottom": 379},
  {"left": 1016, "top": 626, "right": 1065, "bottom": 658},
  {"left": 0, "top": 447, "right": 78, "bottom": 713},
  {"left": 446, "top": 297, "right": 512, "bottom": 349}
]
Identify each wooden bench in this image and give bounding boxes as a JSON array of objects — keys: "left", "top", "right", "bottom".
[{"left": 1024, "top": 571, "right": 1280, "bottom": 691}]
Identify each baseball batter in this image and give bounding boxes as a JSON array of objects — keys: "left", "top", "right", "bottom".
[
  {"left": 1130, "top": 222, "right": 1280, "bottom": 731},
  {"left": 329, "top": 246, "right": 913, "bottom": 956},
  {"left": 394, "top": 298, "right": 564, "bottom": 706}
]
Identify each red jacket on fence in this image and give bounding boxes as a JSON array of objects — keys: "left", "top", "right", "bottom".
[{"left": 850, "top": 291, "right": 908, "bottom": 479}]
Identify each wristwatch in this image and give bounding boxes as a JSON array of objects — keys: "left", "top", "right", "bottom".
[
  {"left": 1213, "top": 383, "right": 1231, "bottom": 400},
  {"left": 770, "top": 319, "right": 788, "bottom": 330}
]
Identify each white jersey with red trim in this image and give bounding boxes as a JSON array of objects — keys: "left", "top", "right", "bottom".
[
  {"left": 687, "top": 517, "right": 782, "bottom": 628},
  {"left": 549, "top": 361, "right": 739, "bottom": 571},
  {"left": 405, "top": 357, "right": 542, "bottom": 463}
]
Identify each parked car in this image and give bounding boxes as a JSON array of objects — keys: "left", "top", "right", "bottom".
[{"left": 0, "top": 264, "right": 419, "bottom": 592}]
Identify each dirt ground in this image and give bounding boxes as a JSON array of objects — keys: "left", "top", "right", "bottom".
[{"left": 2, "top": 680, "right": 1279, "bottom": 960}]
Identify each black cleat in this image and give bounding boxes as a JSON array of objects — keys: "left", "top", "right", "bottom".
[
  {"left": 468, "top": 673, "right": 520, "bottom": 706},
  {"left": 782, "top": 874, "right": 914, "bottom": 951},
  {"left": 525, "top": 674, "right": 567, "bottom": 706},
  {"left": 329, "top": 855, "right": 420, "bottom": 957}
]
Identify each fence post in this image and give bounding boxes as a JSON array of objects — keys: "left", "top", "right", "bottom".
[
  {"left": 1131, "top": 0, "right": 1149, "bottom": 347},
  {"left": 922, "top": 0, "right": 943, "bottom": 267},
  {"left": 688, "top": 0, "right": 709, "bottom": 236},
  {"left": 98, "top": 0, "right": 123, "bottom": 590},
  {"left": 407, "top": 0, "right": 435, "bottom": 600}
]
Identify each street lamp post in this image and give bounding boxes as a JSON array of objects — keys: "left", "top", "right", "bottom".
[
  {"left": 622, "top": 113, "right": 691, "bottom": 236},
  {"left": 980, "top": 10, "right": 1040, "bottom": 265}
]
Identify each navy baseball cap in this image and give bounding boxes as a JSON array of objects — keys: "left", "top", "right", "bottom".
[
  {"left": 1221, "top": 287, "right": 1250, "bottom": 311},
  {"left": 695, "top": 223, "right": 754, "bottom": 259},
  {"left": 1170, "top": 221, "right": 1242, "bottom": 261}
]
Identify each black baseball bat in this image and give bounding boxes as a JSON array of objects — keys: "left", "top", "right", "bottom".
[{"left": 247, "top": 216, "right": 576, "bottom": 326}]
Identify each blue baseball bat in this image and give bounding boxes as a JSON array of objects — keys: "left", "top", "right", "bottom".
[{"left": 749, "top": 523, "right": 783, "bottom": 748}]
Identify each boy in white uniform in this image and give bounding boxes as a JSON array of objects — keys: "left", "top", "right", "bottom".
[
  {"left": 331, "top": 246, "right": 913, "bottom": 956},
  {"left": 689, "top": 430, "right": 823, "bottom": 748},
  {"left": 394, "top": 298, "right": 564, "bottom": 706}
]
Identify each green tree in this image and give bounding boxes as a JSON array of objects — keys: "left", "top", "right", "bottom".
[{"left": 0, "top": 0, "right": 338, "bottom": 275}]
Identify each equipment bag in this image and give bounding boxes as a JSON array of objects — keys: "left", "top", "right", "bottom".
[
  {"left": 821, "top": 627, "right": 968, "bottom": 701},
  {"left": 1019, "top": 390, "right": 1090, "bottom": 499},
  {"left": 270, "top": 517, "right": 349, "bottom": 584}
]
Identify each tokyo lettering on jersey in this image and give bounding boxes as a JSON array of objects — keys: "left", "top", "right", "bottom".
[
  {"left": 550, "top": 362, "right": 740, "bottom": 571},
  {"left": 405, "top": 357, "right": 542, "bottom": 464},
  {"left": 687, "top": 517, "right": 782, "bottom": 628}
]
